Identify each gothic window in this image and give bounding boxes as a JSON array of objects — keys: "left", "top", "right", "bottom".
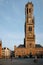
[
  {"left": 29, "top": 26, "right": 32, "bottom": 31},
  {"left": 29, "top": 8, "right": 31, "bottom": 13},
  {"left": 27, "top": 8, "right": 28, "bottom": 14}
]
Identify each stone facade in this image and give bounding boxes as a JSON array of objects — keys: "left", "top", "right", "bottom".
[
  {"left": 25, "top": 2, "right": 35, "bottom": 48},
  {"left": 14, "top": 2, "right": 43, "bottom": 57},
  {"left": 2, "top": 47, "right": 11, "bottom": 58},
  {"left": 14, "top": 47, "right": 43, "bottom": 57}
]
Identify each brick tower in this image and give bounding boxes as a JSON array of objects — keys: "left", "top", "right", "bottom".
[{"left": 25, "top": 2, "right": 35, "bottom": 48}]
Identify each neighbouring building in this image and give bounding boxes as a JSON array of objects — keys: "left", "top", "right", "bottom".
[
  {"left": 0, "top": 40, "right": 2, "bottom": 58},
  {"left": 14, "top": 2, "right": 43, "bottom": 57},
  {"left": 2, "top": 47, "right": 11, "bottom": 58}
]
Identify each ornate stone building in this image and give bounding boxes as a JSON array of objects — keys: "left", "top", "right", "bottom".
[
  {"left": 14, "top": 2, "right": 43, "bottom": 57},
  {"left": 0, "top": 40, "right": 2, "bottom": 58}
]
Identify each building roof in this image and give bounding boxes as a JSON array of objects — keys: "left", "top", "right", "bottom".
[
  {"left": 18, "top": 44, "right": 24, "bottom": 48},
  {"left": 2, "top": 47, "right": 10, "bottom": 50},
  {"left": 35, "top": 44, "right": 43, "bottom": 48}
]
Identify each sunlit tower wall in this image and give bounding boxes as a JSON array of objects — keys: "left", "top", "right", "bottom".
[{"left": 25, "top": 2, "right": 35, "bottom": 48}]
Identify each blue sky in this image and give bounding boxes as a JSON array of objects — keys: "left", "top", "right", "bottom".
[{"left": 0, "top": 0, "right": 43, "bottom": 50}]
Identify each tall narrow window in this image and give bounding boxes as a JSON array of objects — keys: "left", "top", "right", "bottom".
[
  {"left": 29, "top": 26, "right": 32, "bottom": 31},
  {"left": 29, "top": 8, "right": 31, "bottom": 13},
  {"left": 27, "top": 8, "right": 28, "bottom": 14}
]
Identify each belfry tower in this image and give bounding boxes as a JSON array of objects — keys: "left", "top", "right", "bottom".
[{"left": 25, "top": 2, "right": 35, "bottom": 48}]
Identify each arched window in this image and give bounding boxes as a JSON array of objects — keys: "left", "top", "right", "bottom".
[
  {"left": 29, "top": 8, "right": 31, "bottom": 13},
  {"left": 27, "top": 8, "right": 28, "bottom": 14},
  {"left": 29, "top": 26, "right": 32, "bottom": 31}
]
